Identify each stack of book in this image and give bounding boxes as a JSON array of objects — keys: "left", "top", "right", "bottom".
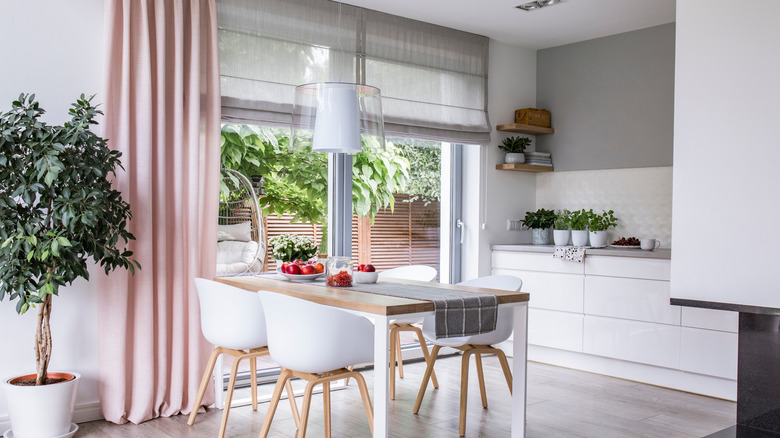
[{"left": 524, "top": 151, "right": 553, "bottom": 167}]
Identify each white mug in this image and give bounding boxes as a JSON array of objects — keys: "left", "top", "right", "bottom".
[{"left": 641, "top": 238, "right": 661, "bottom": 251}]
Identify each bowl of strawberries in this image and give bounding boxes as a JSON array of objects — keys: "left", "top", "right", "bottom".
[{"left": 353, "top": 263, "right": 378, "bottom": 284}]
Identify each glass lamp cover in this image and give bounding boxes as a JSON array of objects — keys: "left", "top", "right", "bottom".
[{"left": 292, "top": 82, "right": 385, "bottom": 154}]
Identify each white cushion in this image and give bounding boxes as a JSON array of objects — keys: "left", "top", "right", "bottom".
[
  {"left": 216, "top": 241, "right": 262, "bottom": 275},
  {"left": 217, "top": 222, "right": 252, "bottom": 242}
]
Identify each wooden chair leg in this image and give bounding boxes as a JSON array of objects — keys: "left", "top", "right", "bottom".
[
  {"left": 219, "top": 354, "right": 243, "bottom": 438},
  {"left": 344, "top": 365, "right": 354, "bottom": 386},
  {"left": 298, "top": 381, "right": 317, "bottom": 438},
  {"left": 396, "top": 330, "right": 404, "bottom": 378},
  {"left": 496, "top": 349, "right": 513, "bottom": 394},
  {"left": 413, "top": 344, "right": 441, "bottom": 414},
  {"left": 459, "top": 350, "right": 473, "bottom": 437},
  {"left": 188, "top": 346, "right": 222, "bottom": 425},
  {"left": 285, "top": 379, "right": 301, "bottom": 429},
  {"left": 323, "top": 381, "right": 331, "bottom": 438},
  {"left": 250, "top": 356, "right": 258, "bottom": 411},
  {"left": 259, "top": 368, "right": 292, "bottom": 438},
  {"left": 475, "top": 353, "right": 488, "bottom": 409},
  {"left": 412, "top": 326, "right": 439, "bottom": 389},
  {"left": 389, "top": 326, "right": 398, "bottom": 400},
  {"left": 351, "top": 371, "right": 375, "bottom": 436}
]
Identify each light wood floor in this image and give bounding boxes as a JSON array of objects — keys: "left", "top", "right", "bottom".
[{"left": 76, "top": 356, "right": 735, "bottom": 437}]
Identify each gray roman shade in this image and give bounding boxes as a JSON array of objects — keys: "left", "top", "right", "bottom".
[{"left": 217, "top": 0, "right": 491, "bottom": 144}]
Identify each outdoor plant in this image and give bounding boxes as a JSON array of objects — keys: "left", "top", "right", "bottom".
[
  {"left": 566, "top": 209, "right": 590, "bottom": 230},
  {"left": 586, "top": 209, "right": 618, "bottom": 231},
  {"left": 520, "top": 208, "right": 556, "bottom": 229},
  {"left": 553, "top": 209, "right": 570, "bottom": 230},
  {"left": 269, "top": 233, "right": 317, "bottom": 262},
  {"left": 0, "top": 94, "right": 139, "bottom": 385},
  {"left": 498, "top": 136, "right": 532, "bottom": 154}
]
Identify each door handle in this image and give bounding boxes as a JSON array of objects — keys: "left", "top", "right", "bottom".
[{"left": 456, "top": 219, "right": 465, "bottom": 245}]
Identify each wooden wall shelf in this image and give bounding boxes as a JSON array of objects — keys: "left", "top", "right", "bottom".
[
  {"left": 496, "top": 123, "right": 554, "bottom": 135},
  {"left": 495, "top": 163, "right": 554, "bottom": 173}
]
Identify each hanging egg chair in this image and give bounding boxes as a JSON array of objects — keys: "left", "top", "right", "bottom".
[{"left": 216, "top": 168, "right": 265, "bottom": 276}]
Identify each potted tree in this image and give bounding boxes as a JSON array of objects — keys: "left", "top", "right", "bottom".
[
  {"left": 553, "top": 209, "right": 571, "bottom": 246},
  {"left": 567, "top": 209, "right": 590, "bottom": 246},
  {"left": 498, "top": 136, "right": 531, "bottom": 164},
  {"left": 0, "top": 94, "right": 139, "bottom": 438},
  {"left": 586, "top": 209, "right": 618, "bottom": 248},
  {"left": 520, "top": 208, "right": 556, "bottom": 245}
]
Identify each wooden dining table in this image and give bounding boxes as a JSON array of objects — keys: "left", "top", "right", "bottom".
[{"left": 217, "top": 275, "right": 530, "bottom": 438}]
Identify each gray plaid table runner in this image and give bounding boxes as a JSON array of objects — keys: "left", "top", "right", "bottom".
[{"left": 348, "top": 282, "right": 498, "bottom": 338}]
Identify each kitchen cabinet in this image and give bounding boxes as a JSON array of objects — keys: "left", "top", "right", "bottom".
[{"left": 491, "top": 245, "right": 738, "bottom": 400}]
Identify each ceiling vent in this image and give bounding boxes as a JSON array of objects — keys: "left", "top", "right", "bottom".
[{"left": 516, "top": 0, "right": 561, "bottom": 11}]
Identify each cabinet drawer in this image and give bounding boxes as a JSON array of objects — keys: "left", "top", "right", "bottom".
[
  {"left": 680, "top": 327, "right": 738, "bottom": 379},
  {"left": 493, "top": 268, "right": 584, "bottom": 313},
  {"left": 584, "top": 276, "right": 680, "bottom": 325},
  {"left": 492, "top": 251, "right": 585, "bottom": 274},
  {"left": 529, "top": 308, "right": 583, "bottom": 352},
  {"left": 583, "top": 315, "right": 680, "bottom": 369},
  {"left": 585, "top": 256, "right": 670, "bottom": 280},
  {"left": 681, "top": 307, "right": 738, "bottom": 333}
]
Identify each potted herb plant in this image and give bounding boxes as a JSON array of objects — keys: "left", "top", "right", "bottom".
[
  {"left": 567, "top": 209, "right": 590, "bottom": 246},
  {"left": 498, "top": 136, "right": 531, "bottom": 164},
  {"left": 520, "top": 208, "right": 556, "bottom": 245},
  {"left": 553, "top": 209, "right": 571, "bottom": 246},
  {"left": 0, "top": 94, "right": 139, "bottom": 438},
  {"left": 586, "top": 209, "right": 618, "bottom": 248}
]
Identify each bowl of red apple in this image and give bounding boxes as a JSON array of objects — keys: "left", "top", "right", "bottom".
[
  {"left": 277, "top": 259, "right": 325, "bottom": 281},
  {"left": 353, "top": 263, "right": 378, "bottom": 284}
]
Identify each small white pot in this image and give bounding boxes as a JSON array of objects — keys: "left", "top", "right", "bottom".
[
  {"left": 589, "top": 230, "right": 608, "bottom": 248},
  {"left": 504, "top": 153, "right": 525, "bottom": 164},
  {"left": 553, "top": 229, "right": 570, "bottom": 246},
  {"left": 2, "top": 372, "right": 80, "bottom": 438},
  {"left": 571, "top": 230, "right": 589, "bottom": 247}
]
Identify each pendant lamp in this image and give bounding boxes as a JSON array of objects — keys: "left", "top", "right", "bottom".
[{"left": 292, "top": 82, "right": 385, "bottom": 154}]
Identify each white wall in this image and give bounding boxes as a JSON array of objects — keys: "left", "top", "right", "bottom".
[
  {"left": 462, "top": 40, "right": 538, "bottom": 280},
  {"left": 671, "top": 0, "right": 780, "bottom": 308},
  {"left": 0, "top": 0, "right": 106, "bottom": 428}
]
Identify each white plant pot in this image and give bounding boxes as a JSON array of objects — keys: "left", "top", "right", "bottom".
[
  {"left": 589, "top": 230, "right": 608, "bottom": 248},
  {"left": 553, "top": 229, "right": 570, "bottom": 246},
  {"left": 531, "top": 228, "right": 551, "bottom": 245},
  {"left": 504, "top": 153, "right": 525, "bottom": 164},
  {"left": 2, "top": 372, "right": 80, "bottom": 438},
  {"left": 571, "top": 229, "right": 589, "bottom": 247}
]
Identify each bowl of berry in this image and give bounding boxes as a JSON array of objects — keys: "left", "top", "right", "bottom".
[
  {"left": 610, "top": 237, "right": 641, "bottom": 248},
  {"left": 353, "top": 264, "right": 378, "bottom": 284}
]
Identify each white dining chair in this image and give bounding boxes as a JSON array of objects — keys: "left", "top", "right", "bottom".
[
  {"left": 188, "top": 279, "right": 299, "bottom": 438},
  {"left": 258, "top": 291, "right": 375, "bottom": 438},
  {"left": 413, "top": 275, "right": 523, "bottom": 437},
  {"left": 377, "top": 265, "right": 439, "bottom": 399}
]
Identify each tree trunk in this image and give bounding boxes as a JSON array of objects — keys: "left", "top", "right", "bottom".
[{"left": 34, "top": 294, "right": 52, "bottom": 385}]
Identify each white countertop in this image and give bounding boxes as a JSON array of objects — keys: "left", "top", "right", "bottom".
[{"left": 491, "top": 244, "right": 671, "bottom": 260}]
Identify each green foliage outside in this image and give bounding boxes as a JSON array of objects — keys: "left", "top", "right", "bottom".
[{"left": 220, "top": 124, "right": 442, "bottom": 225}]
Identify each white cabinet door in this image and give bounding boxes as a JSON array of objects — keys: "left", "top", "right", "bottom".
[
  {"left": 681, "top": 307, "right": 738, "bottom": 333},
  {"left": 492, "top": 251, "right": 585, "bottom": 275},
  {"left": 680, "top": 327, "right": 738, "bottom": 379},
  {"left": 529, "top": 308, "right": 584, "bottom": 352},
  {"left": 493, "top": 268, "right": 584, "bottom": 313},
  {"left": 584, "top": 276, "right": 680, "bottom": 325},
  {"left": 585, "top": 256, "right": 670, "bottom": 281},
  {"left": 583, "top": 315, "right": 681, "bottom": 369}
]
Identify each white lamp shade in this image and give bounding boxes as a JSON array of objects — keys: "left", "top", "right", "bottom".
[{"left": 292, "top": 82, "right": 385, "bottom": 154}]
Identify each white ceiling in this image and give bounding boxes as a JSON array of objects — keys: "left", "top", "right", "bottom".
[{"left": 341, "top": 0, "right": 676, "bottom": 50}]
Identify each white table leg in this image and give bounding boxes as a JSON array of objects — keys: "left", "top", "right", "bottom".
[
  {"left": 372, "top": 315, "right": 390, "bottom": 438},
  {"left": 511, "top": 303, "right": 529, "bottom": 438},
  {"left": 214, "top": 353, "right": 225, "bottom": 409}
]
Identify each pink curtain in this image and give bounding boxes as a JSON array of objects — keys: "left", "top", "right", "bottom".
[{"left": 98, "top": 0, "right": 220, "bottom": 424}]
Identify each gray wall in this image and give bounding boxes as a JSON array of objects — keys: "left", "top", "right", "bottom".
[{"left": 536, "top": 23, "right": 675, "bottom": 171}]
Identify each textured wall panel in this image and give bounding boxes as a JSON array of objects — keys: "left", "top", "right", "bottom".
[{"left": 536, "top": 166, "right": 672, "bottom": 248}]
